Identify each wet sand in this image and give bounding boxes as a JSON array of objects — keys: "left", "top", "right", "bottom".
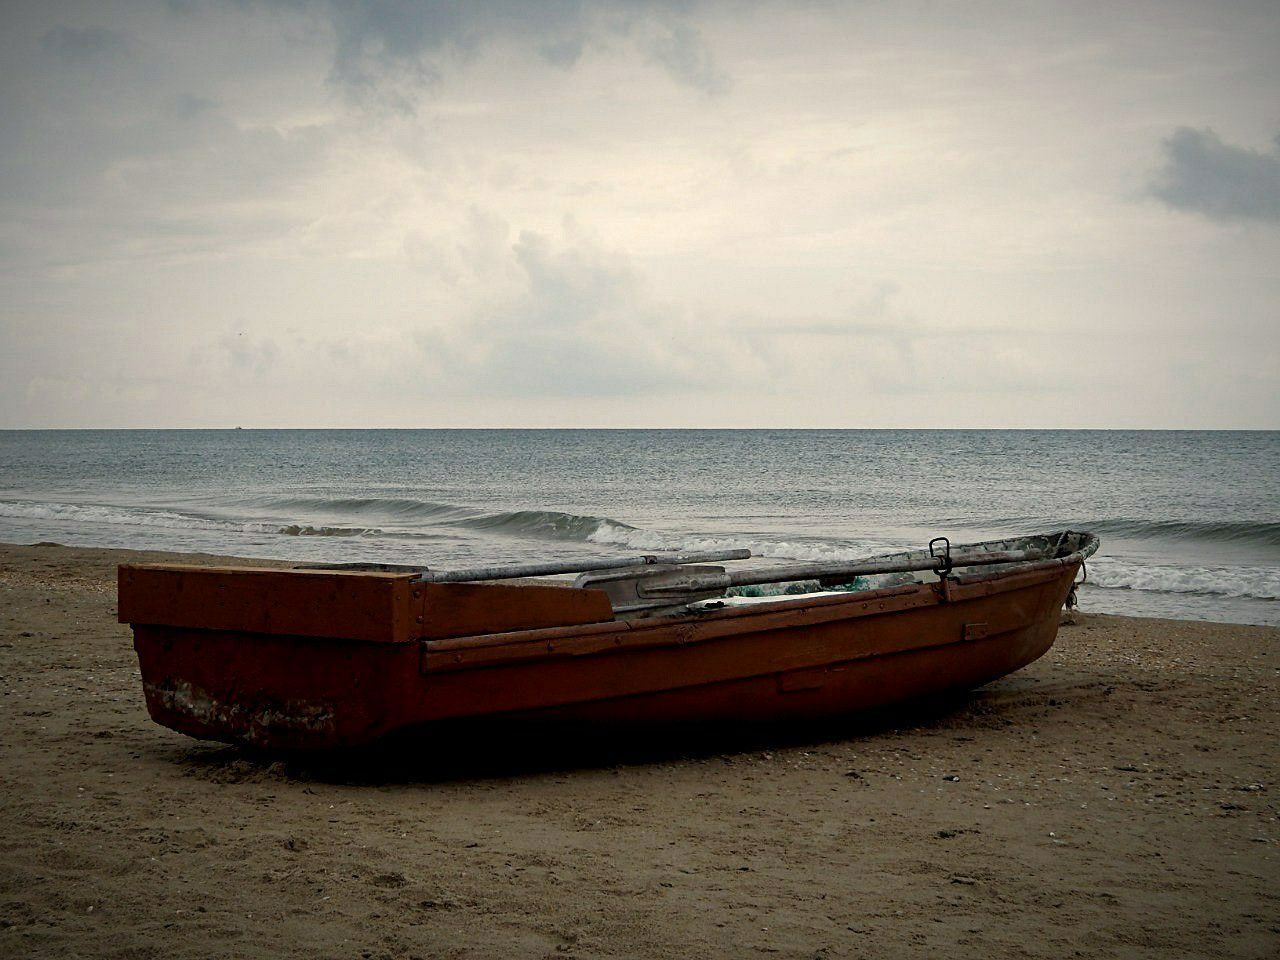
[{"left": 0, "top": 541, "right": 1276, "bottom": 959}]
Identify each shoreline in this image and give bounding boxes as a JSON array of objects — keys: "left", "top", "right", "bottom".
[{"left": 1, "top": 542, "right": 1276, "bottom": 958}]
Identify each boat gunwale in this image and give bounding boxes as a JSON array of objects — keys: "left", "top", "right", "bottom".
[
  {"left": 420, "top": 553, "right": 1085, "bottom": 674},
  {"left": 429, "top": 536, "right": 1093, "bottom": 650}
]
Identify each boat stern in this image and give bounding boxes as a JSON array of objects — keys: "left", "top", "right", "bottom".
[{"left": 118, "top": 562, "right": 614, "bottom": 750}]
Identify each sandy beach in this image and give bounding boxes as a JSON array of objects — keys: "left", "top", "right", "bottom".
[{"left": 0, "top": 541, "right": 1276, "bottom": 960}]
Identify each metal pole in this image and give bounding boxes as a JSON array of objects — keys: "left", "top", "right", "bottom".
[
  {"left": 414, "top": 548, "right": 753, "bottom": 583},
  {"left": 637, "top": 546, "right": 1057, "bottom": 597}
]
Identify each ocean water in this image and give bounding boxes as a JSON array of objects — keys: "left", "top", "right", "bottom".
[{"left": 0, "top": 429, "right": 1276, "bottom": 625}]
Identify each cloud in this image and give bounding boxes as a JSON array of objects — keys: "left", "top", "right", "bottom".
[
  {"left": 40, "top": 24, "right": 127, "bottom": 62},
  {"left": 411, "top": 221, "right": 765, "bottom": 397},
  {"left": 644, "top": 22, "right": 728, "bottom": 94},
  {"left": 2, "top": 0, "right": 1279, "bottom": 427},
  {"left": 164, "top": 220, "right": 767, "bottom": 406},
  {"left": 272, "top": 0, "right": 729, "bottom": 108},
  {"left": 189, "top": 331, "right": 281, "bottom": 380},
  {"left": 1149, "top": 127, "right": 1280, "bottom": 223},
  {"left": 0, "top": 97, "right": 332, "bottom": 272},
  {"left": 1, "top": 4, "right": 341, "bottom": 274}
]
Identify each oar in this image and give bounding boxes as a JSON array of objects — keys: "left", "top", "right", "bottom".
[
  {"left": 297, "top": 548, "right": 752, "bottom": 580},
  {"left": 637, "top": 546, "right": 1057, "bottom": 597},
  {"left": 414, "top": 548, "right": 752, "bottom": 583}
]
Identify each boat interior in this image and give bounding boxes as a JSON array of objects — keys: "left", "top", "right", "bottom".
[{"left": 295, "top": 530, "right": 1099, "bottom": 623}]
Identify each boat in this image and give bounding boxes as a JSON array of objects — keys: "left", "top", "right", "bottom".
[{"left": 117, "top": 530, "right": 1098, "bottom": 752}]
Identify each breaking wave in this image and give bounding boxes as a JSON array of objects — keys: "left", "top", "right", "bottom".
[
  {"left": 0, "top": 501, "right": 379, "bottom": 538},
  {"left": 1086, "top": 557, "right": 1279, "bottom": 601},
  {"left": 227, "top": 497, "right": 638, "bottom": 543},
  {"left": 222, "top": 495, "right": 637, "bottom": 542},
  {"left": 225, "top": 495, "right": 468, "bottom": 521},
  {"left": 0, "top": 497, "right": 645, "bottom": 547},
  {"left": 457, "top": 509, "right": 635, "bottom": 540}
]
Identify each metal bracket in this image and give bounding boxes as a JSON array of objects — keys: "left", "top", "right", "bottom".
[
  {"left": 929, "top": 536, "right": 953, "bottom": 602},
  {"left": 929, "top": 537, "right": 953, "bottom": 576}
]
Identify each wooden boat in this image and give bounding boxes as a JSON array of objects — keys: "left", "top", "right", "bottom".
[{"left": 118, "top": 530, "right": 1098, "bottom": 752}]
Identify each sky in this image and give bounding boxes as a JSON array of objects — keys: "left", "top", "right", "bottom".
[{"left": 1, "top": 0, "right": 1277, "bottom": 429}]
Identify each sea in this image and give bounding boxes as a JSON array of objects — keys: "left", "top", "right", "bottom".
[{"left": 0, "top": 430, "right": 1276, "bottom": 626}]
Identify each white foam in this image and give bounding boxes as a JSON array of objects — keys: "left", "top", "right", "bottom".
[{"left": 1087, "top": 557, "right": 1280, "bottom": 601}]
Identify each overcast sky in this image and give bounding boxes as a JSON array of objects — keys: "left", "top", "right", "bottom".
[{"left": 1, "top": 0, "right": 1277, "bottom": 428}]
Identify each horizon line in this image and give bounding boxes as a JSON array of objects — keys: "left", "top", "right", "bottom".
[{"left": 2, "top": 426, "right": 1278, "bottom": 433}]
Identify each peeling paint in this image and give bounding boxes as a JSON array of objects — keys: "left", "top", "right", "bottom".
[{"left": 145, "top": 679, "right": 336, "bottom": 746}]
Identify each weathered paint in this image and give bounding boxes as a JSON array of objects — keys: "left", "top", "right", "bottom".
[{"left": 144, "top": 678, "right": 336, "bottom": 749}]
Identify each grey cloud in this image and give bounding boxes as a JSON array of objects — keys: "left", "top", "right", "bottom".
[
  {"left": 271, "top": 0, "right": 728, "bottom": 106},
  {"left": 40, "top": 24, "right": 127, "bottom": 61},
  {"left": 468, "top": 230, "right": 693, "bottom": 397},
  {"left": 1149, "top": 127, "right": 1280, "bottom": 223},
  {"left": 538, "top": 34, "right": 586, "bottom": 68},
  {"left": 2, "top": 5, "right": 336, "bottom": 272},
  {"left": 645, "top": 22, "right": 728, "bottom": 94},
  {"left": 2, "top": 33, "right": 329, "bottom": 265},
  {"left": 413, "top": 225, "right": 762, "bottom": 398},
  {"left": 172, "top": 92, "right": 217, "bottom": 117},
  {"left": 189, "top": 332, "right": 281, "bottom": 379},
  {"left": 2, "top": 102, "right": 330, "bottom": 270},
  {"left": 3, "top": 1, "right": 727, "bottom": 272}
]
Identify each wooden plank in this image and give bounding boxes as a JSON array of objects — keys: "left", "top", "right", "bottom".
[
  {"left": 412, "top": 576, "right": 1066, "bottom": 722},
  {"left": 118, "top": 564, "right": 420, "bottom": 643},
  {"left": 418, "top": 566, "right": 1069, "bottom": 682},
  {"left": 421, "top": 582, "right": 943, "bottom": 672},
  {"left": 119, "top": 565, "right": 617, "bottom": 644},
  {"left": 416, "top": 582, "right": 614, "bottom": 640}
]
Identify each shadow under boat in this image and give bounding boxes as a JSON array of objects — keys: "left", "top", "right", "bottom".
[{"left": 164, "top": 686, "right": 1002, "bottom": 786}]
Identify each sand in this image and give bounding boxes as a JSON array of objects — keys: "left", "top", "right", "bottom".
[{"left": 0, "top": 541, "right": 1276, "bottom": 959}]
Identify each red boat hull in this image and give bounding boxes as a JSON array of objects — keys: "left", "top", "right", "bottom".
[{"left": 122, "top": 559, "right": 1079, "bottom": 751}]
